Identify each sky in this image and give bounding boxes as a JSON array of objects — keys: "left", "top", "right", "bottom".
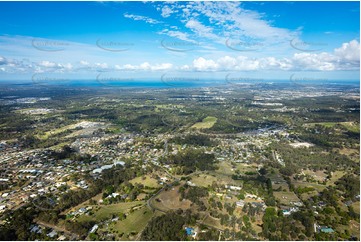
[{"left": 0, "top": 1, "right": 359, "bottom": 83}]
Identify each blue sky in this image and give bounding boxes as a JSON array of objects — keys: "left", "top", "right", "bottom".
[{"left": 0, "top": 1, "right": 359, "bottom": 82}]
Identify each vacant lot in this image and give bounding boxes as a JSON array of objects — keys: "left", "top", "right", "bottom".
[
  {"left": 191, "top": 174, "right": 218, "bottom": 187},
  {"left": 191, "top": 116, "right": 217, "bottom": 129},
  {"left": 202, "top": 214, "right": 223, "bottom": 230},
  {"left": 129, "top": 175, "right": 161, "bottom": 188},
  {"left": 352, "top": 201, "right": 360, "bottom": 214},
  {"left": 111, "top": 206, "right": 153, "bottom": 240},
  {"left": 152, "top": 185, "right": 192, "bottom": 211},
  {"left": 216, "top": 160, "right": 235, "bottom": 176},
  {"left": 302, "top": 169, "right": 327, "bottom": 182},
  {"left": 37, "top": 121, "right": 104, "bottom": 140},
  {"left": 304, "top": 121, "right": 360, "bottom": 133},
  {"left": 292, "top": 181, "right": 325, "bottom": 200},
  {"left": 273, "top": 191, "right": 301, "bottom": 205},
  {"left": 327, "top": 171, "right": 346, "bottom": 186},
  {"left": 76, "top": 201, "right": 144, "bottom": 223}
]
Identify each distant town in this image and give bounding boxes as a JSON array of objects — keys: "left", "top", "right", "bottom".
[{"left": 0, "top": 83, "right": 359, "bottom": 241}]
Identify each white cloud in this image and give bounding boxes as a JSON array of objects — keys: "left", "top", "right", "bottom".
[
  {"left": 163, "top": 1, "right": 298, "bottom": 46},
  {"left": 80, "top": 60, "right": 89, "bottom": 66},
  {"left": 161, "top": 6, "right": 174, "bottom": 18},
  {"left": 98, "top": 62, "right": 173, "bottom": 71},
  {"left": 151, "top": 63, "right": 173, "bottom": 71},
  {"left": 39, "top": 61, "right": 56, "bottom": 68},
  {"left": 159, "top": 29, "right": 196, "bottom": 43},
  {"left": 186, "top": 40, "right": 360, "bottom": 72},
  {"left": 334, "top": 39, "right": 360, "bottom": 62},
  {"left": 0, "top": 37, "right": 358, "bottom": 75},
  {"left": 122, "top": 62, "right": 173, "bottom": 71},
  {"left": 292, "top": 52, "right": 336, "bottom": 71},
  {"left": 217, "top": 56, "right": 238, "bottom": 69},
  {"left": 95, "top": 62, "right": 108, "bottom": 69},
  {"left": 0, "top": 56, "right": 8, "bottom": 65},
  {"left": 291, "top": 40, "right": 360, "bottom": 71},
  {"left": 192, "top": 57, "right": 219, "bottom": 71},
  {"left": 123, "top": 13, "right": 162, "bottom": 24},
  {"left": 185, "top": 19, "right": 219, "bottom": 41}
]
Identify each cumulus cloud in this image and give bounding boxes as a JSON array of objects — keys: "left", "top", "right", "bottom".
[
  {"left": 121, "top": 62, "right": 173, "bottom": 71},
  {"left": 186, "top": 40, "right": 360, "bottom": 71},
  {"left": 334, "top": 39, "right": 360, "bottom": 62},
  {"left": 292, "top": 52, "right": 336, "bottom": 71},
  {"left": 95, "top": 62, "right": 108, "bottom": 69},
  {"left": 39, "top": 61, "right": 57, "bottom": 68},
  {"left": 192, "top": 57, "right": 219, "bottom": 71},
  {"left": 291, "top": 40, "right": 360, "bottom": 71},
  {"left": 190, "top": 56, "right": 290, "bottom": 71},
  {"left": 80, "top": 60, "right": 90, "bottom": 66},
  {"left": 0, "top": 39, "right": 358, "bottom": 75}
]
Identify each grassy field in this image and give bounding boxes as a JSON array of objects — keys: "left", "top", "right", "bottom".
[
  {"left": 36, "top": 123, "right": 79, "bottom": 140},
  {"left": 335, "top": 148, "right": 360, "bottom": 162},
  {"left": 304, "top": 121, "right": 360, "bottom": 133},
  {"left": 216, "top": 160, "right": 235, "bottom": 176},
  {"left": 36, "top": 121, "right": 103, "bottom": 140},
  {"left": 202, "top": 214, "right": 223, "bottom": 230},
  {"left": 272, "top": 183, "right": 289, "bottom": 192},
  {"left": 151, "top": 185, "right": 192, "bottom": 211},
  {"left": 49, "top": 142, "right": 70, "bottom": 150},
  {"left": 302, "top": 169, "right": 327, "bottom": 182},
  {"left": 76, "top": 201, "right": 144, "bottom": 223},
  {"left": 273, "top": 191, "right": 301, "bottom": 205},
  {"left": 292, "top": 181, "right": 325, "bottom": 200},
  {"left": 190, "top": 174, "right": 218, "bottom": 187},
  {"left": 351, "top": 201, "right": 360, "bottom": 214},
  {"left": 129, "top": 175, "right": 161, "bottom": 188},
  {"left": 191, "top": 116, "right": 217, "bottom": 129},
  {"left": 111, "top": 206, "right": 154, "bottom": 240},
  {"left": 234, "top": 163, "right": 259, "bottom": 173},
  {"left": 293, "top": 181, "right": 326, "bottom": 192},
  {"left": 327, "top": 171, "right": 346, "bottom": 186},
  {"left": 342, "top": 122, "right": 360, "bottom": 133}
]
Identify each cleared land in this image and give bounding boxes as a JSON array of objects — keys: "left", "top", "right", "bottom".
[
  {"left": 327, "top": 171, "right": 346, "bottom": 186},
  {"left": 190, "top": 174, "right": 218, "bottom": 187},
  {"left": 110, "top": 206, "right": 154, "bottom": 240},
  {"left": 129, "top": 175, "right": 161, "bottom": 188},
  {"left": 191, "top": 116, "right": 217, "bottom": 129},
  {"left": 273, "top": 191, "right": 301, "bottom": 205},
  {"left": 151, "top": 185, "right": 192, "bottom": 211},
  {"left": 76, "top": 201, "right": 143, "bottom": 223},
  {"left": 304, "top": 121, "right": 360, "bottom": 133},
  {"left": 36, "top": 121, "right": 104, "bottom": 140}
]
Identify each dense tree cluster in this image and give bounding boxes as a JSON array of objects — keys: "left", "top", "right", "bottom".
[
  {"left": 180, "top": 186, "right": 208, "bottom": 210},
  {"left": 270, "top": 142, "right": 357, "bottom": 173},
  {"left": 170, "top": 134, "right": 215, "bottom": 147},
  {"left": 141, "top": 209, "right": 196, "bottom": 240},
  {"left": 262, "top": 207, "right": 309, "bottom": 240},
  {"left": 167, "top": 148, "right": 217, "bottom": 174},
  {"left": 335, "top": 174, "right": 360, "bottom": 201}
]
